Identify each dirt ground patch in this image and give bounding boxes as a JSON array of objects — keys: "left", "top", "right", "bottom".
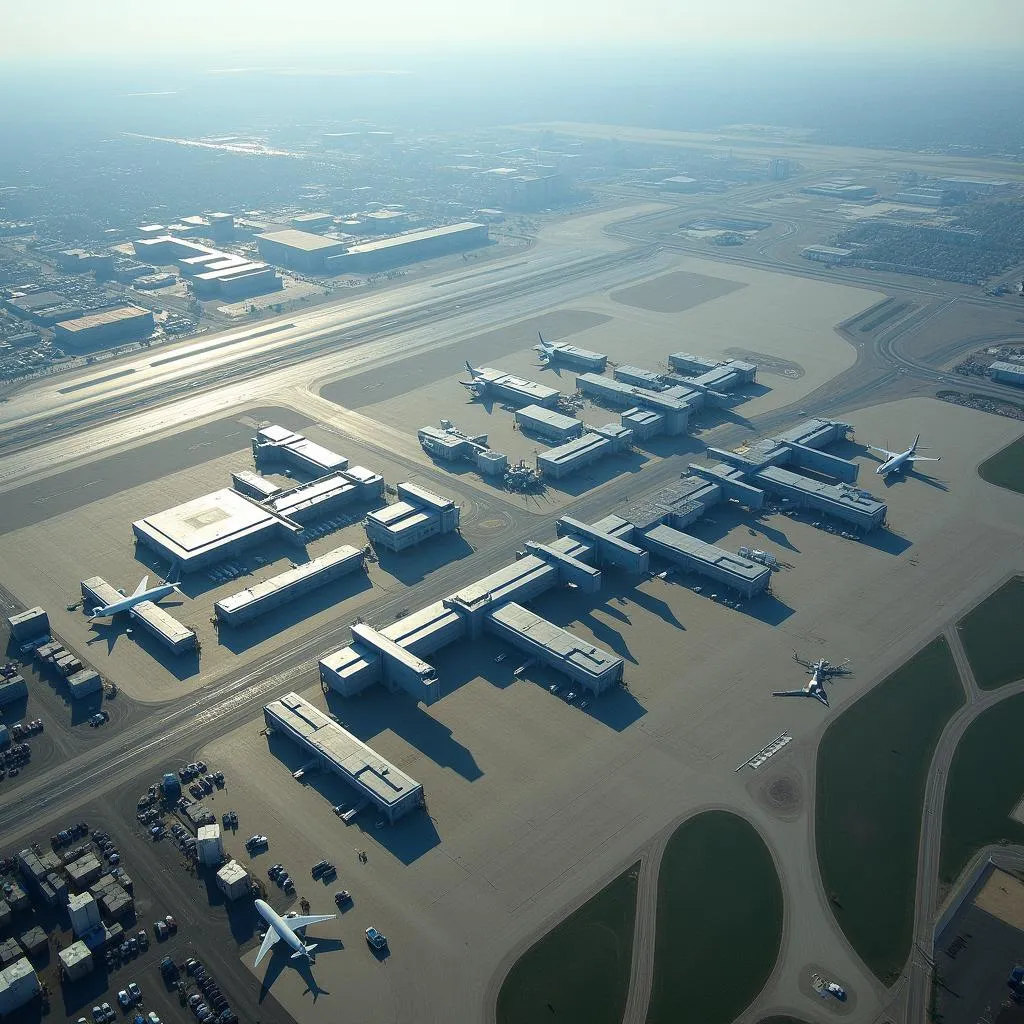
[{"left": 609, "top": 269, "right": 745, "bottom": 313}]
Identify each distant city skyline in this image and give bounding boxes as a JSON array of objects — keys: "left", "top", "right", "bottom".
[{"left": 4, "top": 0, "right": 1023, "bottom": 59}]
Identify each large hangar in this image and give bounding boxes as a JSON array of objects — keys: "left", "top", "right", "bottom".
[
  {"left": 132, "top": 488, "right": 296, "bottom": 573},
  {"left": 264, "top": 692, "right": 424, "bottom": 823}
]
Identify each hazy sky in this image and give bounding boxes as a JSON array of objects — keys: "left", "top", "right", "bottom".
[{"left": 4, "top": 0, "right": 1023, "bottom": 59}]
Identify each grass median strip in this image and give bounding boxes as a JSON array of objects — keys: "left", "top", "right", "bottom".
[
  {"left": 496, "top": 862, "right": 639, "bottom": 1024},
  {"left": 957, "top": 576, "right": 1024, "bottom": 690},
  {"left": 816, "top": 636, "right": 964, "bottom": 984},
  {"left": 978, "top": 433, "right": 1024, "bottom": 495},
  {"left": 941, "top": 691, "right": 1024, "bottom": 885},
  {"left": 646, "top": 811, "right": 782, "bottom": 1024}
]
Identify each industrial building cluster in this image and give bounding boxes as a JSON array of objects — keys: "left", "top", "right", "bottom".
[
  {"left": 423, "top": 344, "right": 759, "bottom": 486},
  {"left": 77, "top": 426, "right": 463, "bottom": 660},
  {"left": 258, "top": 415, "right": 887, "bottom": 827}
]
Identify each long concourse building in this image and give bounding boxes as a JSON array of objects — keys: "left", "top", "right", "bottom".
[{"left": 264, "top": 692, "right": 424, "bottom": 823}]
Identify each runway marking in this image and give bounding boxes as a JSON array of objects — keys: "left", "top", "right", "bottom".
[
  {"left": 58, "top": 369, "right": 137, "bottom": 394},
  {"left": 735, "top": 732, "right": 792, "bottom": 772},
  {"left": 33, "top": 479, "right": 100, "bottom": 503},
  {"left": 149, "top": 323, "right": 295, "bottom": 367}
]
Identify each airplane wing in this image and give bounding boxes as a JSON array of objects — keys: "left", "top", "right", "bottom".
[
  {"left": 285, "top": 913, "right": 335, "bottom": 931},
  {"left": 253, "top": 926, "right": 281, "bottom": 968},
  {"left": 772, "top": 689, "right": 809, "bottom": 698},
  {"left": 132, "top": 576, "right": 150, "bottom": 597},
  {"left": 908, "top": 455, "right": 940, "bottom": 462},
  {"left": 867, "top": 445, "right": 898, "bottom": 458}
]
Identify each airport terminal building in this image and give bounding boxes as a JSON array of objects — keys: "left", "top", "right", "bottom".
[{"left": 264, "top": 692, "right": 424, "bottom": 823}]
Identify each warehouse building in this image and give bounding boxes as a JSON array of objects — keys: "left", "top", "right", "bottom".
[
  {"left": 68, "top": 892, "right": 101, "bottom": 937},
  {"left": 0, "top": 675, "right": 28, "bottom": 707},
  {"left": 514, "top": 404, "right": 583, "bottom": 443},
  {"left": 418, "top": 423, "right": 489, "bottom": 462},
  {"left": 215, "top": 545, "right": 365, "bottom": 626},
  {"left": 266, "top": 469, "right": 383, "bottom": 523},
  {"left": 81, "top": 576, "right": 196, "bottom": 654},
  {"left": 132, "top": 488, "right": 298, "bottom": 573},
  {"left": 667, "top": 352, "right": 720, "bottom": 376},
  {"left": 230, "top": 470, "right": 281, "bottom": 500},
  {"left": 364, "top": 482, "right": 460, "bottom": 552},
  {"left": 466, "top": 367, "right": 561, "bottom": 409},
  {"left": 639, "top": 524, "right": 771, "bottom": 599},
  {"left": 58, "top": 941, "right": 93, "bottom": 982},
  {"left": 255, "top": 228, "right": 348, "bottom": 273},
  {"left": 0, "top": 958, "right": 39, "bottom": 1015},
  {"left": 7, "top": 607, "right": 49, "bottom": 644},
  {"left": 129, "top": 601, "right": 197, "bottom": 655},
  {"left": 801, "top": 245, "right": 854, "bottom": 265},
  {"left": 536, "top": 424, "right": 633, "bottom": 480},
  {"left": 576, "top": 373, "right": 692, "bottom": 434},
  {"left": 253, "top": 424, "right": 349, "bottom": 477},
  {"left": 54, "top": 306, "right": 154, "bottom": 349},
  {"left": 990, "top": 360, "right": 1024, "bottom": 387},
  {"left": 66, "top": 669, "right": 102, "bottom": 699},
  {"left": 754, "top": 466, "right": 887, "bottom": 531},
  {"left": 215, "top": 861, "right": 249, "bottom": 900},
  {"left": 537, "top": 340, "right": 607, "bottom": 372},
  {"left": 264, "top": 692, "right": 424, "bottom": 823},
  {"left": 614, "top": 365, "right": 666, "bottom": 390},
  {"left": 486, "top": 603, "right": 623, "bottom": 693},
  {"left": 327, "top": 222, "right": 488, "bottom": 274},
  {"left": 621, "top": 407, "right": 663, "bottom": 441}
]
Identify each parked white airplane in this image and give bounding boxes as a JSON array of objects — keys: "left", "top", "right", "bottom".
[
  {"left": 868, "top": 435, "right": 941, "bottom": 476},
  {"left": 772, "top": 651, "right": 852, "bottom": 708},
  {"left": 88, "top": 576, "right": 181, "bottom": 620},
  {"left": 458, "top": 361, "right": 486, "bottom": 393},
  {"left": 534, "top": 332, "right": 557, "bottom": 362},
  {"left": 253, "top": 898, "right": 335, "bottom": 967}
]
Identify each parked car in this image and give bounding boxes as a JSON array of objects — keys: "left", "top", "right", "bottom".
[
  {"left": 334, "top": 890, "right": 351, "bottom": 906},
  {"left": 127, "top": 982, "right": 141, "bottom": 1003},
  {"left": 365, "top": 926, "right": 387, "bottom": 950},
  {"left": 117, "top": 990, "right": 131, "bottom": 1010},
  {"left": 164, "top": 914, "right": 177, "bottom": 932},
  {"left": 136, "top": 930, "right": 149, "bottom": 950},
  {"left": 311, "top": 859, "right": 330, "bottom": 878},
  {"left": 245, "top": 834, "right": 268, "bottom": 852}
]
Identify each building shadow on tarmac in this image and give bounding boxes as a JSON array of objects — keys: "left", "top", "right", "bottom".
[
  {"left": 84, "top": 618, "right": 200, "bottom": 680},
  {"left": 541, "top": 450, "right": 651, "bottom": 499},
  {"left": 373, "top": 532, "right": 475, "bottom": 587},
  {"left": 857, "top": 526, "right": 913, "bottom": 556},
  {"left": 265, "top": 722, "right": 444, "bottom": 864},
  {"left": 198, "top": 869, "right": 260, "bottom": 945},
  {"left": 216, "top": 573, "right": 373, "bottom": 654},
  {"left": 320, "top": 689, "right": 482, "bottom": 784}
]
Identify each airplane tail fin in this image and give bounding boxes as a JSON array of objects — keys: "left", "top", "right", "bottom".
[
  {"left": 465, "top": 360, "right": 476, "bottom": 377},
  {"left": 912, "top": 433, "right": 921, "bottom": 452},
  {"left": 291, "top": 943, "right": 317, "bottom": 959}
]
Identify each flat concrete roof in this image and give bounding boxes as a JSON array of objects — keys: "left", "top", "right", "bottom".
[
  {"left": 344, "top": 222, "right": 484, "bottom": 255},
  {"left": 515, "top": 404, "right": 581, "bottom": 431},
  {"left": 488, "top": 602, "right": 623, "bottom": 681},
  {"left": 539, "top": 432, "right": 609, "bottom": 466},
  {"left": 641, "top": 524, "right": 770, "bottom": 583},
  {"left": 756, "top": 465, "right": 886, "bottom": 515},
  {"left": 55, "top": 305, "right": 151, "bottom": 332},
  {"left": 215, "top": 545, "right": 363, "bottom": 616},
  {"left": 135, "top": 488, "right": 276, "bottom": 556},
  {"left": 256, "top": 228, "right": 348, "bottom": 252},
  {"left": 448, "top": 555, "right": 557, "bottom": 611},
  {"left": 268, "top": 472, "right": 356, "bottom": 518},
  {"left": 265, "top": 692, "right": 422, "bottom": 809}
]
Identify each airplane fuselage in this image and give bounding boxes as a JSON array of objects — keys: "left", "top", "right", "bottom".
[
  {"left": 255, "top": 899, "right": 310, "bottom": 961},
  {"left": 90, "top": 583, "right": 178, "bottom": 619},
  {"left": 876, "top": 450, "right": 912, "bottom": 476}
]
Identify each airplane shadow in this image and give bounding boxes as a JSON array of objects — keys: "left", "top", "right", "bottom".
[
  {"left": 257, "top": 938, "right": 342, "bottom": 1004},
  {"left": 882, "top": 468, "right": 949, "bottom": 492}
]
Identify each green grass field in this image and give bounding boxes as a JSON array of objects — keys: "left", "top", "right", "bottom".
[
  {"left": 957, "top": 576, "right": 1024, "bottom": 689},
  {"left": 979, "top": 433, "right": 1024, "bottom": 495},
  {"left": 646, "top": 811, "right": 783, "bottom": 1024},
  {"left": 940, "top": 692, "right": 1024, "bottom": 884},
  {"left": 815, "top": 637, "right": 964, "bottom": 984},
  {"left": 496, "top": 862, "right": 639, "bottom": 1024}
]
